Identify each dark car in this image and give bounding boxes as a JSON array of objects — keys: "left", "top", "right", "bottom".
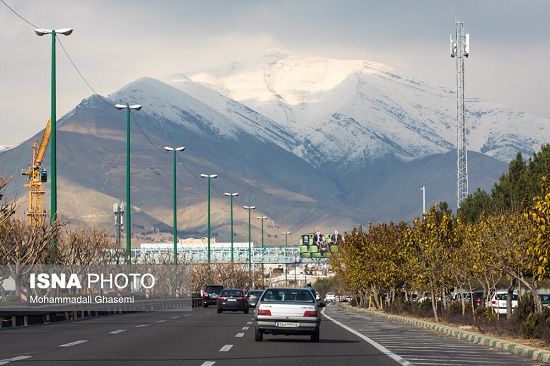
[
  {"left": 246, "top": 289, "right": 264, "bottom": 308},
  {"left": 217, "top": 288, "right": 249, "bottom": 313},
  {"left": 539, "top": 293, "right": 550, "bottom": 308},
  {"left": 471, "top": 291, "right": 486, "bottom": 308},
  {"left": 202, "top": 285, "right": 224, "bottom": 307}
]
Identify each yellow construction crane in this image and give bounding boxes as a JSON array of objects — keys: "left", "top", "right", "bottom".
[{"left": 22, "top": 120, "right": 51, "bottom": 226}]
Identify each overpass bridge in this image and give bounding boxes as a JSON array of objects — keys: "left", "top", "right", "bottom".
[{"left": 130, "top": 246, "right": 330, "bottom": 265}]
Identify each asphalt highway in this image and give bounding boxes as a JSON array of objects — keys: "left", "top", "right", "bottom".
[{"left": 0, "top": 304, "right": 544, "bottom": 365}]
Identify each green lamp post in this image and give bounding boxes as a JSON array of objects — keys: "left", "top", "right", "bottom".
[
  {"left": 201, "top": 174, "right": 217, "bottom": 277},
  {"left": 243, "top": 205, "right": 255, "bottom": 276},
  {"left": 115, "top": 104, "right": 142, "bottom": 265},
  {"left": 257, "top": 216, "right": 267, "bottom": 288},
  {"left": 282, "top": 231, "right": 291, "bottom": 286},
  {"left": 224, "top": 193, "right": 238, "bottom": 262},
  {"left": 164, "top": 147, "right": 185, "bottom": 264},
  {"left": 34, "top": 27, "right": 72, "bottom": 259}
]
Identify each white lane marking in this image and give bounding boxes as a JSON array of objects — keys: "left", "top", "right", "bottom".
[
  {"left": 322, "top": 309, "right": 414, "bottom": 366},
  {"left": 156, "top": 320, "right": 167, "bottom": 323},
  {"left": 242, "top": 326, "right": 249, "bottom": 330},
  {"left": 109, "top": 329, "right": 127, "bottom": 334},
  {"left": 235, "top": 333, "right": 244, "bottom": 337},
  {"left": 246, "top": 321, "right": 252, "bottom": 324},
  {"left": 59, "top": 340, "right": 88, "bottom": 347},
  {"left": 135, "top": 324, "right": 150, "bottom": 328},
  {"left": 0, "top": 356, "right": 32, "bottom": 365},
  {"left": 219, "top": 345, "right": 233, "bottom": 352},
  {"left": 171, "top": 316, "right": 181, "bottom": 319},
  {"left": 201, "top": 362, "right": 215, "bottom": 366}
]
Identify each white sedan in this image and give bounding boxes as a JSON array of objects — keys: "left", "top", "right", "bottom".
[
  {"left": 489, "top": 292, "right": 518, "bottom": 314},
  {"left": 324, "top": 292, "right": 336, "bottom": 302},
  {"left": 254, "top": 287, "right": 325, "bottom": 342}
]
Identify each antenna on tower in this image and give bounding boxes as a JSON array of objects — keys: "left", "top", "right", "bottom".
[{"left": 450, "top": 19, "right": 470, "bottom": 209}]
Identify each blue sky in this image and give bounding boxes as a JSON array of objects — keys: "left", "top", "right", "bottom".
[{"left": 1, "top": 0, "right": 549, "bottom": 146}]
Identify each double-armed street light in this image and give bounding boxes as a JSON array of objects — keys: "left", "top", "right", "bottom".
[
  {"left": 35, "top": 27, "right": 72, "bottom": 259},
  {"left": 282, "top": 231, "right": 291, "bottom": 286},
  {"left": 201, "top": 174, "right": 217, "bottom": 277},
  {"left": 243, "top": 205, "right": 255, "bottom": 275},
  {"left": 115, "top": 104, "right": 142, "bottom": 265},
  {"left": 257, "top": 216, "right": 267, "bottom": 287},
  {"left": 224, "top": 193, "right": 238, "bottom": 262},
  {"left": 164, "top": 147, "right": 185, "bottom": 268}
]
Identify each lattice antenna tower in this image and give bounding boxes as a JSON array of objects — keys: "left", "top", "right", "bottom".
[{"left": 450, "top": 19, "right": 470, "bottom": 209}]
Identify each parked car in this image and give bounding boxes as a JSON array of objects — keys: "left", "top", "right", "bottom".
[
  {"left": 489, "top": 292, "right": 518, "bottom": 314},
  {"left": 202, "top": 284, "right": 224, "bottom": 308},
  {"left": 246, "top": 289, "right": 264, "bottom": 308},
  {"left": 217, "top": 288, "right": 249, "bottom": 314},
  {"left": 471, "top": 291, "right": 486, "bottom": 308},
  {"left": 324, "top": 292, "right": 336, "bottom": 302},
  {"left": 254, "top": 287, "right": 325, "bottom": 342},
  {"left": 539, "top": 293, "right": 550, "bottom": 308}
]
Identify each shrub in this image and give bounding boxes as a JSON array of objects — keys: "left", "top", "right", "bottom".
[
  {"left": 513, "top": 293, "right": 535, "bottom": 325},
  {"left": 520, "top": 308, "right": 550, "bottom": 339},
  {"left": 447, "top": 301, "right": 463, "bottom": 316}
]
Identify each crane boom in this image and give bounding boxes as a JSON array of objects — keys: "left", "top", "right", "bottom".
[{"left": 35, "top": 119, "right": 51, "bottom": 166}]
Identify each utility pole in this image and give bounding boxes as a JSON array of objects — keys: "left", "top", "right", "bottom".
[{"left": 451, "top": 19, "right": 470, "bottom": 209}]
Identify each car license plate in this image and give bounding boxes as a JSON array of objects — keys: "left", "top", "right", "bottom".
[
  {"left": 275, "top": 322, "right": 299, "bottom": 328},
  {"left": 228, "top": 298, "right": 236, "bottom": 302}
]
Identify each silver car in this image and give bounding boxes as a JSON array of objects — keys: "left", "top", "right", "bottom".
[
  {"left": 254, "top": 287, "right": 325, "bottom": 342},
  {"left": 246, "top": 289, "right": 264, "bottom": 308}
]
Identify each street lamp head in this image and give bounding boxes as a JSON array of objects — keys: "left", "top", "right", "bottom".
[
  {"left": 35, "top": 28, "right": 73, "bottom": 36},
  {"left": 224, "top": 193, "right": 238, "bottom": 197},
  {"left": 115, "top": 104, "right": 142, "bottom": 111},
  {"left": 164, "top": 146, "right": 185, "bottom": 152},
  {"left": 201, "top": 174, "right": 217, "bottom": 179},
  {"left": 257, "top": 216, "right": 267, "bottom": 220},
  {"left": 243, "top": 206, "right": 255, "bottom": 209},
  {"left": 283, "top": 232, "right": 291, "bottom": 235}
]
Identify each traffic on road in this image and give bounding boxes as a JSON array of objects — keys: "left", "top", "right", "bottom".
[{"left": 0, "top": 300, "right": 545, "bottom": 366}]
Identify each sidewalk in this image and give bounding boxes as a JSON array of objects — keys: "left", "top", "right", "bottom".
[{"left": 341, "top": 303, "right": 550, "bottom": 364}]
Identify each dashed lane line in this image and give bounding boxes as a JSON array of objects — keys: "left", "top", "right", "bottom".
[
  {"left": 0, "top": 356, "right": 32, "bottom": 365},
  {"left": 59, "top": 340, "right": 88, "bottom": 347}
]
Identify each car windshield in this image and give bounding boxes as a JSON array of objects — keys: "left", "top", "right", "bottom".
[
  {"left": 221, "top": 289, "right": 244, "bottom": 297},
  {"left": 496, "top": 293, "right": 518, "bottom": 301},
  {"left": 261, "top": 289, "right": 314, "bottom": 303},
  {"left": 248, "top": 291, "right": 263, "bottom": 297}
]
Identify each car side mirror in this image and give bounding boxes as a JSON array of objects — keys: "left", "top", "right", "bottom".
[{"left": 318, "top": 302, "right": 326, "bottom": 308}]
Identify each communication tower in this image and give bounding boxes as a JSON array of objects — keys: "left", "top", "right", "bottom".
[
  {"left": 450, "top": 19, "right": 470, "bottom": 208},
  {"left": 114, "top": 201, "right": 125, "bottom": 247}
]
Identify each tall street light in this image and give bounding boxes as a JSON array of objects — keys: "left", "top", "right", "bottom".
[
  {"left": 243, "top": 205, "right": 255, "bottom": 276},
  {"left": 164, "top": 147, "right": 185, "bottom": 267},
  {"left": 224, "top": 193, "right": 238, "bottom": 262},
  {"left": 35, "top": 27, "right": 72, "bottom": 259},
  {"left": 282, "top": 231, "right": 291, "bottom": 286},
  {"left": 115, "top": 104, "right": 142, "bottom": 265},
  {"left": 257, "top": 216, "right": 267, "bottom": 288},
  {"left": 201, "top": 174, "right": 217, "bottom": 277}
]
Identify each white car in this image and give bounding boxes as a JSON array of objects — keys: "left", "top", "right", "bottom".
[
  {"left": 254, "top": 287, "right": 325, "bottom": 342},
  {"left": 489, "top": 292, "right": 518, "bottom": 314},
  {"left": 324, "top": 292, "right": 336, "bottom": 302}
]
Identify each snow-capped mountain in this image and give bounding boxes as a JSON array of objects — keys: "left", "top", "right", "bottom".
[
  {"left": 1, "top": 49, "right": 542, "bottom": 241},
  {"left": 164, "top": 49, "right": 548, "bottom": 167}
]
